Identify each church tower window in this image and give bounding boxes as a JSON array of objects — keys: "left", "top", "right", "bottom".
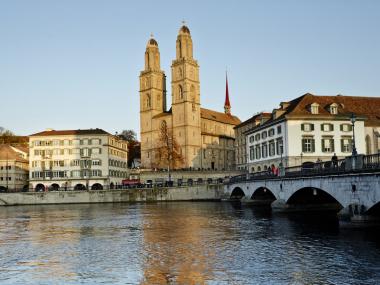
[
  {"left": 146, "top": 94, "right": 151, "bottom": 108},
  {"left": 178, "top": 85, "right": 183, "bottom": 100}
]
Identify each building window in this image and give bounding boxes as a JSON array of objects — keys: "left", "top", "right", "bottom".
[
  {"left": 249, "top": 136, "right": 254, "bottom": 143},
  {"left": 268, "top": 141, "right": 275, "bottom": 156},
  {"left": 302, "top": 137, "right": 315, "bottom": 153},
  {"left": 310, "top": 103, "right": 319, "bottom": 114},
  {"left": 71, "top": 170, "right": 81, "bottom": 178},
  {"left": 255, "top": 134, "right": 261, "bottom": 141},
  {"left": 277, "top": 125, "right": 282, "bottom": 134},
  {"left": 276, "top": 138, "right": 284, "bottom": 155},
  {"left": 322, "top": 137, "right": 335, "bottom": 153},
  {"left": 329, "top": 103, "right": 338, "bottom": 115},
  {"left": 340, "top": 124, "right": 353, "bottom": 132},
  {"left": 262, "top": 131, "right": 267, "bottom": 139},
  {"left": 301, "top": 123, "right": 314, "bottom": 132},
  {"left": 341, "top": 137, "right": 352, "bottom": 153},
  {"left": 268, "top": 129, "right": 275, "bottom": 137},
  {"left": 255, "top": 145, "right": 261, "bottom": 159},
  {"left": 249, "top": 146, "right": 254, "bottom": 161},
  {"left": 321, "top": 123, "right": 334, "bottom": 132},
  {"left": 262, "top": 143, "right": 268, "bottom": 158},
  {"left": 203, "top": 149, "right": 206, "bottom": 159},
  {"left": 178, "top": 85, "right": 183, "bottom": 100}
]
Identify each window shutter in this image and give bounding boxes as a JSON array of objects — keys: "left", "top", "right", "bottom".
[
  {"left": 321, "top": 139, "right": 325, "bottom": 152},
  {"left": 341, "top": 139, "right": 344, "bottom": 152},
  {"left": 348, "top": 125, "right": 352, "bottom": 132},
  {"left": 301, "top": 124, "right": 304, "bottom": 131},
  {"left": 311, "top": 139, "right": 315, "bottom": 152},
  {"left": 321, "top": 124, "right": 324, "bottom": 131},
  {"left": 330, "top": 124, "right": 334, "bottom": 131},
  {"left": 331, "top": 139, "right": 335, "bottom": 152},
  {"left": 302, "top": 139, "right": 306, "bottom": 152},
  {"left": 311, "top": 124, "right": 314, "bottom": 131},
  {"left": 340, "top": 124, "right": 343, "bottom": 131}
]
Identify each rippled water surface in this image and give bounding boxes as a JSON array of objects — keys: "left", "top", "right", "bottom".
[{"left": 0, "top": 202, "right": 380, "bottom": 284}]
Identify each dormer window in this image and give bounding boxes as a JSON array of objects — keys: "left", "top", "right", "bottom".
[
  {"left": 310, "top": 103, "right": 319, "bottom": 114},
  {"left": 329, "top": 103, "right": 338, "bottom": 115}
]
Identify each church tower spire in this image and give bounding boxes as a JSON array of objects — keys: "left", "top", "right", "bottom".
[
  {"left": 224, "top": 73, "right": 231, "bottom": 115},
  {"left": 176, "top": 22, "right": 193, "bottom": 60},
  {"left": 171, "top": 23, "right": 201, "bottom": 168},
  {"left": 140, "top": 35, "right": 167, "bottom": 168}
]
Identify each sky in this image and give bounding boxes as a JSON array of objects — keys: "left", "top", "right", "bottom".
[{"left": 1, "top": 0, "right": 379, "bottom": 137}]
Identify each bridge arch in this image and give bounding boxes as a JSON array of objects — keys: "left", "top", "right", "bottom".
[
  {"left": 286, "top": 187, "right": 343, "bottom": 211},
  {"left": 251, "top": 187, "right": 277, "bottom": 202},
  {"left": 365, "top": 201, "right": 380, "bottom": 217},
  {"left": 230, "top": 187, "right": 245, "bottom": 200}
]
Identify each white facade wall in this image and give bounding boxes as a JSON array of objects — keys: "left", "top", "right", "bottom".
[
  {"left": 246, "top": 118, "right": 366, "bottom": 172},
  {"left": 364, "top": 126, "right": 380, "bottom": 154},
  {"left": 286, "top": 119, "right": 366, "bottom": 157}
]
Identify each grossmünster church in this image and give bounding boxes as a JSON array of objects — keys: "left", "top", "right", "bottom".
[{"left": 139, "top": 24, "right": 241, "bottom": 170}]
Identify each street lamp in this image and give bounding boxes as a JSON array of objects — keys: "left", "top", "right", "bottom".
[{"left": 350, "top": 113, "right": 358, "bottom": 156}]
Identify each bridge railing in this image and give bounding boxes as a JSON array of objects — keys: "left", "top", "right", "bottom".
[
  {"left": 284, "top": 158, "right": 347, "bottom": 177},
  {"left": 363, "top": 153, "right": 380, "bottom": 170},
  {"left": 229, "top": 153, "right": 380, "bottom": 184}
]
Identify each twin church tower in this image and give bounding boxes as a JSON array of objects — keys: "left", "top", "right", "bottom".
[{"left": 139, "top": 24, "right": 240, "bottom": 170}]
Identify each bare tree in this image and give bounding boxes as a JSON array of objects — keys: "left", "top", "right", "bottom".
[
  {"left": 120, "top": 129, "right": 137, "bottom": 142},
  {"left": 154, "top": 121, "right": 184, "bottom": 173},
  {"left": 118, "top": 129, "right": 140, "bottom": 167}
]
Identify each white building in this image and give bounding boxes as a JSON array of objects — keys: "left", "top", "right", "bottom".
[
  {"left": 0, "top": 144, "right": 29, "bottom": 191},
  {"left": 245, "top": 94, "right": 380, "bottom": 172},
  {"left": 29, "top": 129, "right": 128, "bottom": 191}
]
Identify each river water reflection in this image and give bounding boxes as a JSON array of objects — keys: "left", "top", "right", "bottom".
[{"left": 0, "top": 202, "right": 379, "bottom": 284}]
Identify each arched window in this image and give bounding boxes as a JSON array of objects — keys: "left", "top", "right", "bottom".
[
  {"left": 190, "top": 85, "right": 196, "bottom": 110},
  {"left": 146, "top": 94, "right": 151, "bottom": 108},
  {"left": 178, "top": 85, "right": 183, "bottom": 100},
  {"left": 178, "top": 67, "right": 182, "bottom": 79}
]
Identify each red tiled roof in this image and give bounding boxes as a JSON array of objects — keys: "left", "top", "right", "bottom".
[
  {"left": 285, "top": 93, "right": 380, "bottom": 126},
  {"left": 201, "top": 108, "right": 241, "bottom": 125},
  {"left": 30, "top": 128, "right": 110, "bottom": 137},
  {"left": 234, "top": 112, "right": 272, "bottom": 129},
  {"left": 0, "top": 145, "right": 28, "bottom": 162}
]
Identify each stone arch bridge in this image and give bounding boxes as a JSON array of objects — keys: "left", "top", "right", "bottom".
[{"left": 226, "top": 171, "right": 380, "bottom": 220}]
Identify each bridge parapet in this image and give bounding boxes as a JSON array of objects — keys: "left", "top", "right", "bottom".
[{"left": 229, "top": 153, "right": 380, "bottom": 184}]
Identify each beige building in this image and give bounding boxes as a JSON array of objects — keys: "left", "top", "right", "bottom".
[
  {"left": 0, "top": 144, "right": 29, "bottom": 191},
  {"left": 29, "top": 129, "right": 128, "bottom": 191},
  {"left": 140, "top": 24, "right": 240, "bottom": 170}
]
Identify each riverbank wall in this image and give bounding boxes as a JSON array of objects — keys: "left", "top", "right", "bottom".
[{"left": 0, "top": 184, "right": 225, "bottom": 206}]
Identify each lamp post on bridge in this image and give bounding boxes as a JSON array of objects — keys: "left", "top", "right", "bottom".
[{"left": 350, "top": 113, "right": 358, "bottom": 156}]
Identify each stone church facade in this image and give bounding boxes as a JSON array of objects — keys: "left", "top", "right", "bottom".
[{"left": 139, "top": 25, "right": 240, "bottom": 170}]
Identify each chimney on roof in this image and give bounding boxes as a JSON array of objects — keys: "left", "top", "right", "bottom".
[{"left": 280, "top": 102, "right": 290, "bottom": 110}]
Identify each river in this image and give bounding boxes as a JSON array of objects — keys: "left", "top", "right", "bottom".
[{"left": 0, "top": 202, "right": 379, "bottom": 284}]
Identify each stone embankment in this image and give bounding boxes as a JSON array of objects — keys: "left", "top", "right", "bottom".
[{"left": 0, "top": 184, "right": 225, "bottom": 206}]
